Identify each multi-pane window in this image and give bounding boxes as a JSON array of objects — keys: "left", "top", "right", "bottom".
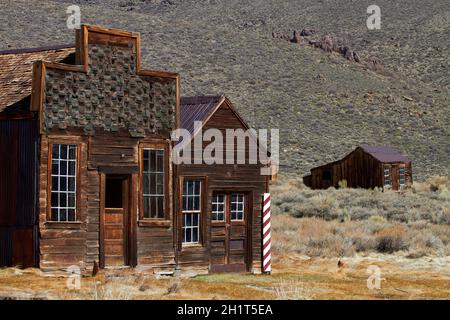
[
  {"left": 142, "top": 149, "right": 165, "bottom": 218},
  {"left": 212, "top": 194, "right": 226, "bottom": 221},
  {"left": 51, "top": 144, "right": 77, "bottom": 222},
  {"left": 231, "top": 193, "right": 245, "bottom": 220},
  {"left": 182, "top": 180, "right": 201, "bottom": 244},
  {"left": 399, "top": 168, "right": 406, "bottom": 186},
  {"left": 383, "top": 166, "right": 391, "bottom": 187}
]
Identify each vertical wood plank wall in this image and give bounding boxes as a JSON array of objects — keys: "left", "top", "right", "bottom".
[
  {"left": 306, "top": 148, "right": 412, "bottom": 190},
  {"left": 0, "top": 118, "right": 38, "bottom": 268},
  {"left": 176, "top": 102, "right": 267, "bottom": 272}
]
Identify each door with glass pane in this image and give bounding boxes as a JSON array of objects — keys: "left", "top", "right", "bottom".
[{"left": 210, "top": 192, "right": 248, "bottom": 272}]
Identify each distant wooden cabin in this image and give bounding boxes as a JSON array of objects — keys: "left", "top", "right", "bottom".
[
  {"left": 303, "top": 145, "right": 412, "bottom": 190},
  {"left": 0, "top": 25, "right": 269, "bottom": 274}
]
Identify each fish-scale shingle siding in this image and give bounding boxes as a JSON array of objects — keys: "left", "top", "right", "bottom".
[{"left": 42, "top": 43, "right": 176, "bottom": 137}]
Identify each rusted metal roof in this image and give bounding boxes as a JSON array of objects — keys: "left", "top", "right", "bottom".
[
  {"left": 0, "top": 45, "right": 75, "bottom": 113},
  {"left": 360, "top": 144, "right": 411, "bottom": 163},
  {"left": 180, "top": 95, "right": 224, "bottom": 135}
]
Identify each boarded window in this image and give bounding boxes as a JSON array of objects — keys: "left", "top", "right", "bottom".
[
  {"left": 182, "top": 180, "right": 201, "bottom": 244},
  {"left": 142, "top": 149, "right": 165, "bottom": 218},
  {"left": 230, "top": 193, "right": 245, "bottom": 221},
  {"left": 50, "top": 144, "right": 77, "bottom": 222},
  {"left": 383, "top": 166, "right": 391, "bottom": 187},
  {"left": 399, "top": 168, "right": 406, "bottom": 186},
  {"left": 212, "top": 194, "right": 226, "bottom": 221},
  {"left": 322, "top": 169, "right": 332, "bottom": 181}
]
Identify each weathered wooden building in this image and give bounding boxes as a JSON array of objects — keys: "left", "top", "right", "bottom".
[
  {"left": 0, "top": 45, "right": 75, "bottom": 268},
  {"left": 303, "top": 145, "right": 412, "bottom": 190},
  {"left": 0, "top": 25, "right": 269, "bottom": 274},
  {"left": 176, "top": 96, "right": 269, "bottom": 273}
]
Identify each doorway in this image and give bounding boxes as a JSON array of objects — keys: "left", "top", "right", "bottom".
[
  {"left": 210, "top": 192, "right": 250, "bottom": 272},
  {"left": 100, "top": 174, "right": 133, "bottom": 267}
]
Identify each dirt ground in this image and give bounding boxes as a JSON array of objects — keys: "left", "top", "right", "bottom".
[{"left": 1, "top": 254, "right": 449, "bottom": 300}]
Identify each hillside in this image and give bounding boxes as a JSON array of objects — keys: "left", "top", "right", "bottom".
[{"left": 0, "top": 0, "right": 448, "bottom": 180}]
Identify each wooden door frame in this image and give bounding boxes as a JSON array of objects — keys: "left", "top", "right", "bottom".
[
  {"left": 99, "top": 172, "right": 137, "bottom": 268},
  {"left": 177, "top": 175, "right": 208, "bottom": 250},
  {"left": 210, "top": 189, "right": 253, "bottom": 272}
]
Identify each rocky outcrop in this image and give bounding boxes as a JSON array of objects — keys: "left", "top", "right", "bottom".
[{"left": 272, "top": 29, "right": 382, "bottom": 68}]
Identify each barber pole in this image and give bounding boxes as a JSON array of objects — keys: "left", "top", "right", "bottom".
[{"left": 262, "top": 193, "right": 272, "bottom": 274}]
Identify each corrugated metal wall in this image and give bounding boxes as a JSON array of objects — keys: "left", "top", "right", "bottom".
[{"left": 0, "top": 118, "right": 38, "bottom": 267}]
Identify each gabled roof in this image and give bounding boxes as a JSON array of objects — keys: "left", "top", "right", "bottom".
[
  {"left": 0, "top": 45, "right": 75, "bottom": 113},
  {"left": 179, "top": 95, "right": 272, "bottom": 167},
  {"left": 309, "top": 144, "right": 411, "bottom": 172},
  {"left": 360, "top": 144, "right": 411, "bottom": 163},
  {"left": 180, "top": 95, "right": 224, "bottom": 135}
]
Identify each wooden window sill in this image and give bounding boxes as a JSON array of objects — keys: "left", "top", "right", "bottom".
[
  {"left": 182, "top": 243, "right": 203, "bottom": 249},
  {"left": 138, "top": 219, "right": 171, "bottom": 227},
  {"left": 44, "top": 221, "right": 82, "bottom": 229}
]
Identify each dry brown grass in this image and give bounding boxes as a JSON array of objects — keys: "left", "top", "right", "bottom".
[
  {"left": 1, "top": 254, "right": 449, "bottom": 300},
  {"left": 0, "top": 177, "right": 448, "bottom": 300},
  {"left": 271, "top": 176, "right": 450, "bottom": 259}
]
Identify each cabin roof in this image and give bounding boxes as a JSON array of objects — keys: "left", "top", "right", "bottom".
[
  {"left": 0, "top": 44, "right": 75, "bottom": 113},
  {"left": 180, "top": 95, "right": 225, "bottom": 135},
  {"left": 309, "top": 144, "right": 411, "bottom": 172},
  {"left": 360, "top": 144, "right": 411, "bottom": 163}
]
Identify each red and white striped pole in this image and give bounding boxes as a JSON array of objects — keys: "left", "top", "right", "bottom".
[{"left": 262, "top": 193, "right": 272, "bottom": 274}]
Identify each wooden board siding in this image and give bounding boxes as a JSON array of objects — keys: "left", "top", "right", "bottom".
[
  {"left": 177, "top": 102, "right": 266, "bottom": 273},
  {"left": 136, "top": 140, "right": 174, "bottom": 269},
  {"left": 0, "top": 118, "right": 39, "bottom": 268},
  {"left": 38, "top": 131, "right": 174, "bottom": 272},
  {"left": 38, "top": 135, "right": 88, "bottom": 271},
  {"left": 308, "top": 148, "right": 383, "bottom": 189},
  {"left": 88, "top": 135, "right": 139, "bottom": 169},
  {"left": 304, "top": 147, "right": 412, "bottom": 190}
]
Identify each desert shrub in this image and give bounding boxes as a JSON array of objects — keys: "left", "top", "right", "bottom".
[
  {"left": 270, "top": 178, "right": 450, "bottom": 258},
  {"left": 374, "top": 226, "right": 408, "bottom": 253},
  {"left": 349, "top": 206, "right": 376, "bottom": 221},
  {"left": 338, "top": 179, "right": 347, "bottom": 188},
  {"left": 408, "top": 230, "right": 444, "bottom": 251},
  {"left": 305, "top": 235, "right": 354, "bottom": 257},
  {"left": 273, "top": 178, "right": 449, "bottom": 224},
  {"left": 427, "top": 176, "right": 449, "bottom": 192},
  {"left": 355, "top": 196, "right": 380, "bottom": 209},
  {"left": 369, "top": 215, "right": 387, "bottom": 223},
  {"left": 407, "top": 220, "right": 429, "bottom": 230},
  {"left": 353, "top": 236, "right": 377, "bottom": 252}
]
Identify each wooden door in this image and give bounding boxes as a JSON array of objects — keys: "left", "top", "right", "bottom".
[
  {"left": 101, "top": 175, "right": 129, "bottom": 267},
  {"left": 210, "top": 192, "right": 248, "bottom": 272}
]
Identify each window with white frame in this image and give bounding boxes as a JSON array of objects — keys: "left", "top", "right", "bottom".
[
  {"left": 212, "top": 193, "right": 226, "bottom": 221},
  {"left": 142, "top": 149, "right": 165, "bottom": 219},
  {"left": 399, "top": 168, "right": 406, "bottom": 186},
  {"left": 51, "top": 144, "right": 77, "bottom": 222},
  {"left": 230, "top": 193, "right": 245, "bottom": 220},
  {"left": 182, "top": 179, "right": 201, "bottom": 244},
  {"left": 383, "top": 166, "right": 391, "bottom": 187}
]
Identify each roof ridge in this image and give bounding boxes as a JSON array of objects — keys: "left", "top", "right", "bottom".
[
  {"left": 180, "top": 95, "right": 223, "bottom": 105},
  {"left": 0, "top": 44, "right": 75, "bottom": 56}
]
